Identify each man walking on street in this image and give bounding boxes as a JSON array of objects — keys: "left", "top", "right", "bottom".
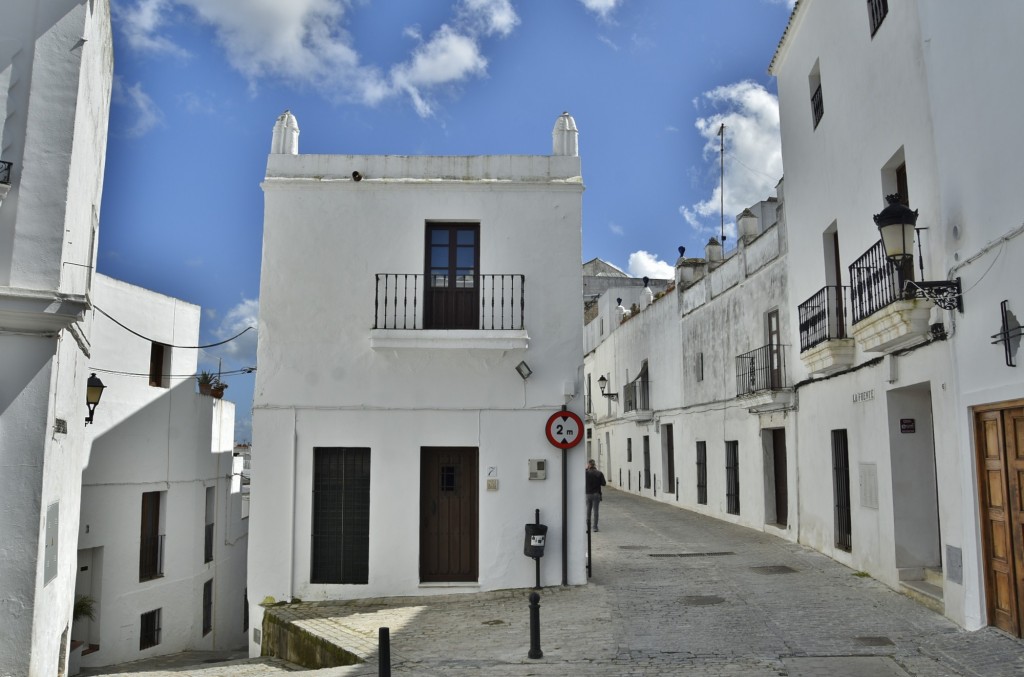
[{"left": 585, "top": 459, "right": 606, "bottom": 532}]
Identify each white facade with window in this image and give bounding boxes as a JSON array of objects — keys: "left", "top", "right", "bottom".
[
  {"left": 247, "top": 111, "right": 586, "bottom": 653},
  {"left": 584, "top": 184, "right": 795, "bottom": 541},
  {"left": 76, "top": 275, "right": 247, "bottom": 669},
  {"left": 772, "top": 0, "right": 1024, "bottom": 632},
  {"left": 0, "top": 2, "right": 112, "bottom": 675}
]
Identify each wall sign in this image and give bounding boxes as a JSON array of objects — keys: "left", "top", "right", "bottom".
[
  {"left": 900, "top": 418, "right": 916, "bottom": 433},
  {"left": 545, "top": 410, "right": 583, "bottom": 449}
]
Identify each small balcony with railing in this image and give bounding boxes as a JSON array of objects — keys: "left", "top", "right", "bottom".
[
  {"left": 0, "top": 160, "right": 11, "bottom": 205},
  {"left": 370, "top": 273, "right": 529, "bottom": 351},
  {"left": 848, "top": 240, "right": 935, "bottom": 353},
  {"left": 797, "top": 285, "right": 855, "bottom": 375},
  {"left": 204, "top": 522, "right": 214, "bottom": 563},
  {"left": 735, "top": 344, "right": 793, "bottom": 412},
  {"left": 622, "top": 376, "right": 652, "bottom": 422},
  {"left": 139, "top": 534, "right": 165, "bottom": 582}
]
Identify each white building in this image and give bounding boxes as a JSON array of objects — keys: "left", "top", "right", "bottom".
[
  {"left": 75, "top": 275, "right": 247, "bottom": 669},
  {"left": 584, "top": 183, "right": 793, "bottom": 539},
  {"left": 771, "top": 0, "right": 1024, "bottom": 634},
  {"left": 247, "top": 111, "right": 586, "bottom": 653},
  {"left": 0, "top": 1, "right": 112, "bottom": 675}
]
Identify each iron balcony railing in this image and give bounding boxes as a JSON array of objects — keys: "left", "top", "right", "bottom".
[
  {"left": 735, "top": 344, "right": 787, "bottom": 396},
  {"left": 623, "top": 379, "right": 650, "bottom": 413},
  {"left": 374, "top": 274, "right": 525, "bottom": 330},
  {"left": 139, "top": 534, "right": 165, "bottom": 581},
  {"left": 811, "top": 84, "right": 824, "bottom": 128},
  {"left": 849, "top": 240, "right": 904, "bottom": 324},
  {"left": 868, "top": 0, "right": 889, "bottom": 36},
  {"left": 798, "top": 285, "right": 850, "bottom": 352},
  {"left": 204, "top": 522, "right": 214, "bottom": 563},
  {"left": 0, "top": 160, "right": 11, "bottom": 185}
]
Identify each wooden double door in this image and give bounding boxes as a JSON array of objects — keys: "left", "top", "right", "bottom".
[
  {"left": 420, "top": 447, "right": 478, "bottom": 582},
  {"left": 976, "top": 403, "right": 1024, "bottom": 636}
]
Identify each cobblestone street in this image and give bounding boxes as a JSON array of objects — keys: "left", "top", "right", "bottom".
[{"left": 90, "top": 488, "right": 1024, "bottom": 676}]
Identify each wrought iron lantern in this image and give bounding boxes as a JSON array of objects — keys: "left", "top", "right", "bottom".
[
  {"left": 873, "top": 194, "right": 963, "bottom": 312},
  {"left": 85, "top": 372, "right": 106, "bottom": 425},
  {"left": 597, "top": 375, "right": 618, "bottom": 401}
]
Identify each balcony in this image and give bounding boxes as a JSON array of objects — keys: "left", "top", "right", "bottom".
[
  {"left": 735, "top": 344, "right": 793, "bottom": 412},
  {"left": 371, "top": 274, "right": 529, "bottom": 350},
  {"left": 139, "top": 534, "right": 165, "bottom": 581},
  {"left": 798, "top": 285, "right": 855, "bottom": 375},
  {"left": 849, "top": 241, "right": 933, "bottom": 353},
  {"left": 622, "top": 378, "right": 652, "bottom": 422}
]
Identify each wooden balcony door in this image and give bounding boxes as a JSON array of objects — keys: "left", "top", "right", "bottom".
[
  {"left": 767, "top": 309, "right": 782, "bottom": 389},
  {"left": 975, "top": 403, "right": 1024, "bottom": 636},
  {"left": 425, "top": 223, "right": 479, "bottom": 329},
  {"left": 420, "top": 447, "right": 478, "bottom": 582}
]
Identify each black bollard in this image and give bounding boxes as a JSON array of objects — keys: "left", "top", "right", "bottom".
[
  {"left": 379, "top": 627, "right": 391, "bottom": 677},
  {"left": 528, "top": 592, "right": 543, "bottom": 659}
]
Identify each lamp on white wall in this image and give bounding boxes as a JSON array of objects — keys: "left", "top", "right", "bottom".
[{"left": 515, "top": 361, "right": 533, "bottom": 380}]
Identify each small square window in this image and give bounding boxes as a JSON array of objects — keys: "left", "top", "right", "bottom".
[{"left": 440, "top": 465, "right": 457, "bottom": 492}]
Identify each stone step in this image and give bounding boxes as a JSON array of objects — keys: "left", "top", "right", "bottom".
[{"left": 900, "top": 578, "right": 944, "bottom": 615}]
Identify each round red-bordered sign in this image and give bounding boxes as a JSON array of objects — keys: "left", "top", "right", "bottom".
[{"left": 545, "top": 410, "right": 584, "bottom": 449}]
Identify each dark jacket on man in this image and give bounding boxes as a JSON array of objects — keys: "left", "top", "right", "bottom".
[{"left": 586, "top": 467, "right": 607, "bottom": 495}]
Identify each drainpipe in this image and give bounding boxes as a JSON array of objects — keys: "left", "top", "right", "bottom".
[{"left": 289, "top": 407, "right": 297, "bottom": 601}]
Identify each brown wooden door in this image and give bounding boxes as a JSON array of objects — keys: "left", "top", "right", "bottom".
[
  {"left": 976, "top": 405, "right": 1024, "bottom": 636},
  {"left": 425, "top": 224, "right": 479, "bottom": 329},
  {"left": 420, "top": 447, "right": 479, "bottom": 582},
  {"left": 767, "top": 309, "right": 782, "bottom": 389}
]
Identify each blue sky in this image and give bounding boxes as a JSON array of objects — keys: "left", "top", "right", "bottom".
[{"left": 98, "top": 0, "right": 793, "bottom": 441}]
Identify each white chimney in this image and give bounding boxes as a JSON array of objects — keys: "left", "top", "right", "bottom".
[
  {"left": 271, "top": 110, "right": 300, "bottom": 155},
  {"left": 705, "top": 237, "right": 723, "bottom": 262},
  {"left": 738, "top": 208, "right": 759, "bottom": 241},
  {"left": 552, "top": 112, "right": 579, "bottom": 157}
]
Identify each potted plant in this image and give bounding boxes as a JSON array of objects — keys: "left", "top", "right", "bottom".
[
  {"left": 196, "top": 370, "right": 217, "bottom": 396},
  {"left": 70, "top": 595, "right": 95, "bottom": 675},
  {"left": 210, "top": 380, "right": 227, "bottom": 399}
]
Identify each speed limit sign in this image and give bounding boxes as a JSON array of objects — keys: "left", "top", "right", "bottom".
[{"left": 545, "top": 410, "right": 583, "bottom": 449}]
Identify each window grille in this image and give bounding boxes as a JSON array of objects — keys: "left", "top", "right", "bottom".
[
  {"left": 725, "top": 441, "right": 740, "bottom": 515},
  {"left": 202, "top": 579, "right": 213, "bottom": 635},
  {"left": 311, "top": 447, "right": 371, "bottom": 584},
  {"left": 868, "top": 0, "right": 888, "bottom": 36},
  {"left": 832, "top": 430, "right": 852, "bottom": 551},
  {"left": 140, "top": 609, "right": 161, "bottom": 650},
  {"left": 696, "top": 442, "right": 708, "bottom": 505}
]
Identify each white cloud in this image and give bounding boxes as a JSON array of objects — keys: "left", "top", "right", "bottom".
[
  {"left": 579, "top": 0, "right": 624, "bottom": 20},
  {"left": 680, "top": 80, "right": 782, "bottom": 242},
  {"left": 117, "top": 0, "right": 520, "bottom": 118},
  {"left": 113, "top": 78, "right": 164, "bottom": 137},
  {"left": 597, "top": 34, "right": 619, "bottom": 50},
  {"left": 609, "top": 222, "right": 624, "bottom": 236},
  {"left": 116, "top": 0, "right": 190, "bottom": 57},
  {"left": 205, "top": 298, "right": 259, "bottom": 367},
  {"left": 627, "top": 251, "right": 674, "bottom": 280}
]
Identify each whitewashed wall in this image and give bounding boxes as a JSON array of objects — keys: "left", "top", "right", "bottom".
[
  {"left": 78, "top": 275, "right": 246, "bottom": 667},
  {"left": 0, "top": 2, "right": 112, "bottom": 675},
  {"left": 585, "top": 207, "right": 794, "bottom": 539},
  {"left": 772, "top": 0, "right": 1024, "bottom": 630},
  {"left": 249, "top": 132, "right": 585, "bottom": 653}
]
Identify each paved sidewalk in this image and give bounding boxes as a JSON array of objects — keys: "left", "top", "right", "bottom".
[{"left": 86, "top": 488, "right": 1024, "bottom": 676}]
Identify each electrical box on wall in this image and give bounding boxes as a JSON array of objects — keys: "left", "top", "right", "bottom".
[{"left": 528, "top": 459, "right": 547, "bottom": 480}]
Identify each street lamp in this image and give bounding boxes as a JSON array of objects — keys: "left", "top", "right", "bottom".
[
  {"left": 873, "top": 194, "right": 963, "bottom": 312},
  {"left": 85, "top": 373, "right": 106, "bottom": 425},
  {"left": 597, "top": 375, "right": 618, "bottom": 401}
]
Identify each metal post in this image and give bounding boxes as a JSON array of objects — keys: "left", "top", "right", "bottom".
[
  {"left": 528, "top": 593, "right": 543, "bottom": 659},
  {"left": 587, "top": 522, "right": 592, "bottom": 578},
  {"left": 378, "top": 627, "right": 391, "bottom": 677},
  {"left": 561, "top": 440, "right": 568, "bottom": 587},
  {"left": 534, "top": 509, "right": 541, "bottom": 590}
]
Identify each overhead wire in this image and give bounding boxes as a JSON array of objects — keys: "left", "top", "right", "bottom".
[{"left": 93, "top": 304, "right": 255, "bottom": 349}]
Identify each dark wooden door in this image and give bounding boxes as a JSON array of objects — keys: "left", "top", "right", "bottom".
[
  {"left": 767, "top": 309, "right": 782, "bottom": 389},
  {"left": 773, "top": 429, "right": 788, "bottom": 526},
  {"left": 425, "top": 224, "right": 479, "bottom": 329},
  {"left": 420, "top": 447, "right": 478, "bottom": 582},
  {"left": 976, "top": 405, "right": 1024, "bottom": 636}
]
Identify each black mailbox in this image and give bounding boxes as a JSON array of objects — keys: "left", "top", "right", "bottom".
[{"left": 524, "top": 523, "right": 548, "bottom": 558}]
